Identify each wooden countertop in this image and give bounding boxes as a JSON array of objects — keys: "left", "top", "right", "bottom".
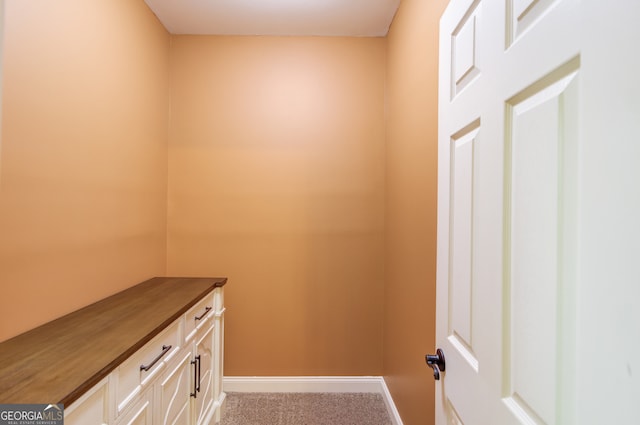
[{"left": 0, "top": 276, "right": 227, "bottom": 406}]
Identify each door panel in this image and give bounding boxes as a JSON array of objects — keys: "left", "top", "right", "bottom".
[
  {"left": 450, "top": 0, "right": 481, "bottom": 99},
  {"left": 502, "top": 62, "right": 579, "bottom": 425},
  {"left": 437, "top": 0, "right": 640, "bottom": 424},
  {"left": 508, "top": 0, "right": 559, "bottom": 46},
  {"left": 450, "top": 123, "right": 478, "bottom": 352}
]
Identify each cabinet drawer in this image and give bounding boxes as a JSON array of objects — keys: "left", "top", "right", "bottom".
[
  {"left": 115, "top": 320, "right": 182, "bottom": 414},
  {"left": 184, "top": 294, "right": 214, "bottom": 342}
]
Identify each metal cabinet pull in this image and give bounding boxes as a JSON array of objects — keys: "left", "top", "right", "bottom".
[
  {"left": 195, "top": 307, "right": 212, "bottom": 321},
  {"left": 140, "top": 345, "right": 172, "bottom": 372},
  {"left": 196, "top": 355, "right": 201, "bottom": 392},
  {"left": 191, "top": 355, "right": 201, "bottom": 398}
]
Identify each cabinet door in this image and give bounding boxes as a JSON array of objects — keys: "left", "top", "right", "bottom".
[
  {"left": 193, "top": 325, "right": 214, "bottom": 425},
  {"left": 65, "top": 377, "right": 109, "bottom": 425},
  {"left": 158, "top": 351, "right": 192, "bottom": 425}
]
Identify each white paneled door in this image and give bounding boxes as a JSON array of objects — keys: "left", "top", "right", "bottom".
[{"left": 435, "top": 1, "right": 640, "bottom": 424}]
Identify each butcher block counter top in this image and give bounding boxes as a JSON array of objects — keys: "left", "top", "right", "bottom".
[{"left": 0, "top": 276, "right": 227, "bottom": 406}]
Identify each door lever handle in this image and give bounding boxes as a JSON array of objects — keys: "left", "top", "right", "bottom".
[{"left": 425, "top": 348, "right": 446, "bottom": 380}]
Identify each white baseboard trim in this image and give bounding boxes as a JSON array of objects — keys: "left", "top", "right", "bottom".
[
  {"left": 378, "top": 378, "right": 404, "bottom": 425},
  {"left": 223, "top": 376, "right": 383, "bottom": 393},
  {"left": 223, "top": 376, "right": 403, "bottom": 425}
]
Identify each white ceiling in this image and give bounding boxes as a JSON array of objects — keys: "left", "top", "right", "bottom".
[{"left": 143, "top": 0, "right": 401, "bottom": 37}]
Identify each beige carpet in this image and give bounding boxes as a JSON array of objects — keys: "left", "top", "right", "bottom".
[{"left": 220, "top": 392, "right": 393, "bottom": 425}]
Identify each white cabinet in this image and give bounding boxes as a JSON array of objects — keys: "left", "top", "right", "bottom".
[
  {"left": 157, "top": 351, "right": 192, "bottom": 425},
  {"left": 192, "top": 325, "right": 214, "bottom": 425},
  {"left": 65, "top": 377, "right": 110, "bottom": 425},
  {"left": 65, "top": 286, "right": 225, "bottom": 425},
  {"left": 185, "top": 293, "right": 217, "bottom": 425}
]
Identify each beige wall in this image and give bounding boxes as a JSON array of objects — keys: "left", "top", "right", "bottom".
[
  {"left": 383, "top": 0, "right": 449, "bottom": 423},
  {"left": 0, "top": 1, "right": 450, "bottom": 422},
  {"left": 168, "top": 36, "right": 386, "bottom": 375},
  {"left": 0, "top": 0, "right": 170, "bottom": 342}
]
